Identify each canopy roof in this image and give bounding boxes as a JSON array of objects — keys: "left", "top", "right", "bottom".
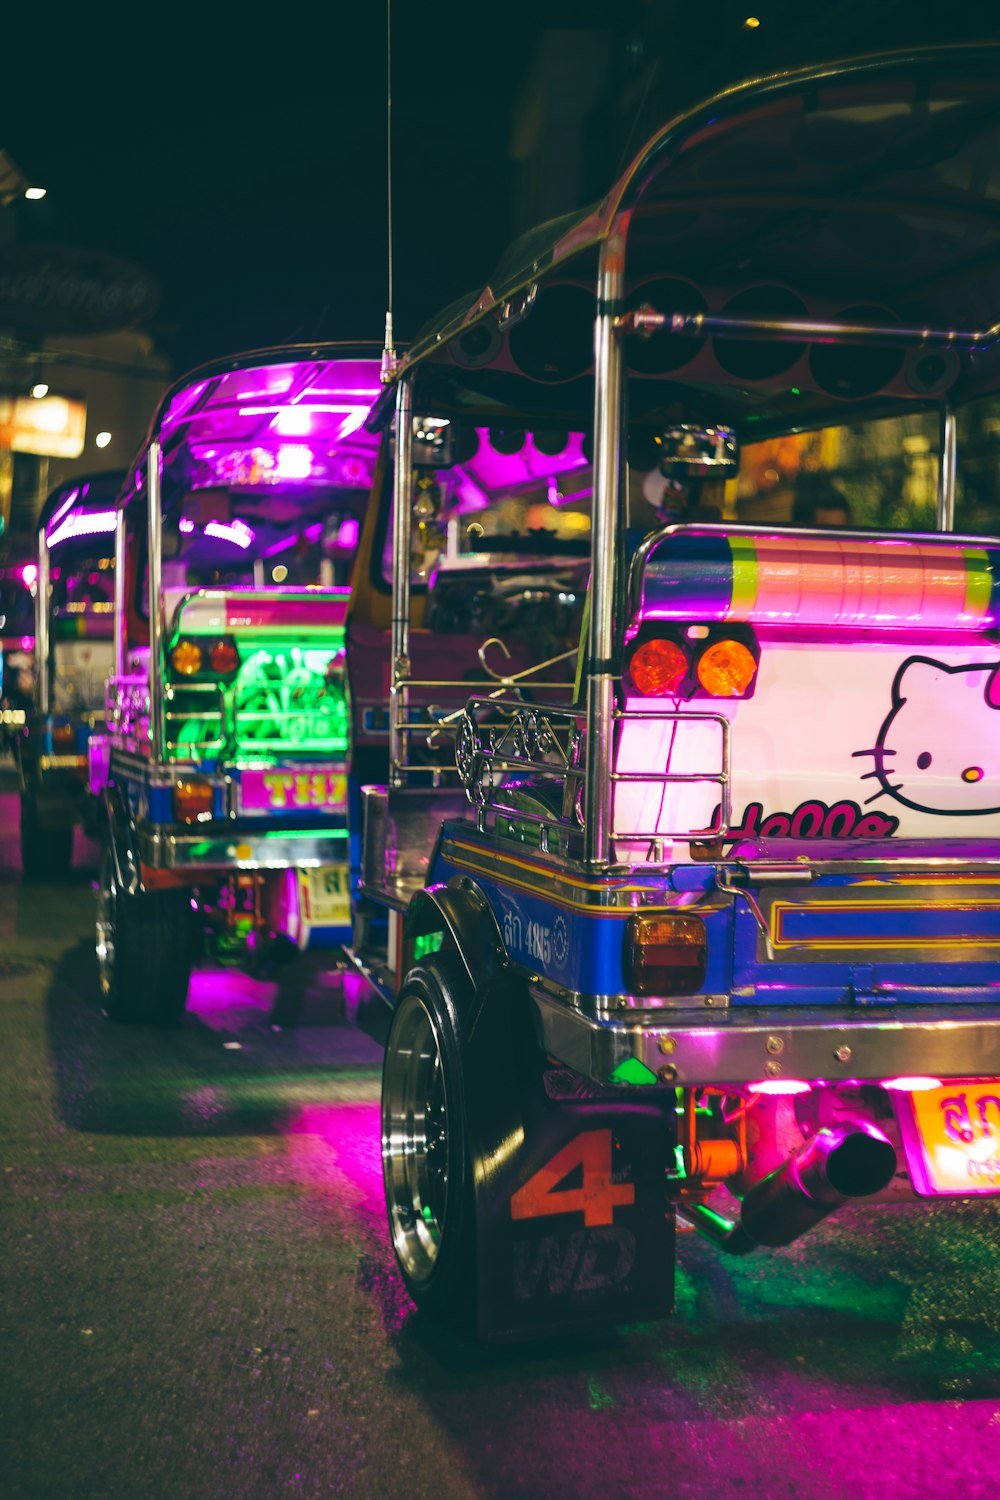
[
  {"left": 389, "top": 46, "right": 1000, "bottom": 440},
  {"left": 39, "top": 470, "right": 125, "bottom": 552},
  {"left": 124, "top": 343, "right": 383, "bottom": 505}
]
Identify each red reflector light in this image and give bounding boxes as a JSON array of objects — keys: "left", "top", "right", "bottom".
[
  {"left": 696, "top": 638, "right": 757, "bottom": 697},
  {"left": 628, "top": 638, "right": 688, "bottom": 696},
  {"left": 173, "top": 778, "right": 214, "bottom": 824},
  {"left": 625, "top": 912, "right": 707, "bottom": 996},
  {"left": 209, "top": 638, "right": 240, "bottom": 675},
  {"left": 51, "top": 721, "right": 76, "bottom": 750}
]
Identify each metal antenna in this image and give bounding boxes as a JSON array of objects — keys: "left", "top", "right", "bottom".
[{"left": 380, "top": 0, "right": 398, "bottom": 382}]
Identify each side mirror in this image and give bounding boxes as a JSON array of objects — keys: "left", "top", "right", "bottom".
[{"left": 655, "top": 424, "right": 738, "bottom": 477}]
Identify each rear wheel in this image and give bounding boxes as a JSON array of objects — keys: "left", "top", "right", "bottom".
[
  {"left": 382, "top": 956, "right": 476, "bottom": 1326},
  {"left": 96, "top": 845, "right": 193, "bottom": 1025},
  {"left": 20, "top": 794, "right": 74, "bottom": 881}
]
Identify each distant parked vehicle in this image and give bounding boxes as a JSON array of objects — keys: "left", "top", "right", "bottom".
[
  {"left": 89, "top": 344, "right": 382, "bottom": 1023},
  {"left": 10, "top": 473, "right": 122, "bottom": 879}
]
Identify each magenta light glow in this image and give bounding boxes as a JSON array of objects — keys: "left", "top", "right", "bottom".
[
  {"left": 275, "top": 445, "right": 312, "bottom": 481},
  {"left": 46, "top": 510, "right": 117, "bottom": 548},
  {"left": 204, "top": 519, "right": 255, "bottom": 550},
  {"left": 21, "top": 564, "right": 38, "bottom": 587},
  {"left": 273, "top": 406, "right": 313, "bottom": 436},
  {"left": 178, "top": 518, "right": 195, "bottom": 533},
  {"left": 336, "top": 518, "right": 360, "bottom": 549},
  {"left": 47, "top": 488, "right": 80, "bottom": 532},
  {"left": 748, "top": 1079, "right": 812, "bottom": 1096},
  {"left": 882, "top": 1075, "right": 943, "bottom": 1092}
]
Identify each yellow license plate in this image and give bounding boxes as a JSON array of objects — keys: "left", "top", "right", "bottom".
[
  {"left": 301, "top": 865, "right": 351, "bottom": 926},
  {"left": 903, "top": 1079, "right": 1000, "bottom": 1195}
]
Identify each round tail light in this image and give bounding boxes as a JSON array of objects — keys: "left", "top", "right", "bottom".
[
  {"left": 628, "top": 638, "right": 688, "bottom": 696},
  {"left": 170, "top": 640, "right": 203, "bottom": 676},
  {"left": 696, "top": 639, "right": 757, "bottom": 697},
  {"left": 209, "top": 638, "right": 240, "bottom": 675}
]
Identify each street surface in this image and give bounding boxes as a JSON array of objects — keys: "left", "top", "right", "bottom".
[{"left": 3, "top": 780, "right": 1000, "bottom": 1499}]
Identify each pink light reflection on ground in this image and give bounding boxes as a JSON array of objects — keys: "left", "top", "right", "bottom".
[{"left": 186, "top": 966, "right": 278, "bottom": 1032}]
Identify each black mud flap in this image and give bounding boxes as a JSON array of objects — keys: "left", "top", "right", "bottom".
[{"left": 464, "top": 975, "right": 675, "bottom": 1341}]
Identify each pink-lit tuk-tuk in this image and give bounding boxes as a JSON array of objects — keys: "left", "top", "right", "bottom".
[
  {"left": 90, "top": 344, "right": 381, "bottom": 1023},
  {"left": 354, "top": 47, "right": 1000, "bottom": 1339}
]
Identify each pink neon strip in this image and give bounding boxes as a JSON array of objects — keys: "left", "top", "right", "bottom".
[
  {"left": 225, "top": 597, "right": 349, "bottom": 630},
  {"left": 739, "top": 537, "right": 980, "bottom": 627}
]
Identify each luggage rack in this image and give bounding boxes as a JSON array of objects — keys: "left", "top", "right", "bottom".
[{"left": 452, "top": 695, "right": 733, "bottom": 857}]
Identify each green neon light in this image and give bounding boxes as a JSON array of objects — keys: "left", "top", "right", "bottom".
[
  {"left": 412, "top": 931, "right": 444, "bottom": 962},
  {"left": 167, "top": 637, "right": 349, "bottom": 760},
  {"left": 609, "top": 1056, "right": 660, "bottom": 1087}
]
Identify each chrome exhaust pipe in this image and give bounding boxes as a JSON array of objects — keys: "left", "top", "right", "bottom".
[
  {"left": 679, "top": 1122, "right": 897, "bottom": 1255},
  {"left": 738, "top": 1122, "right": 897, "bottom": 1249}
]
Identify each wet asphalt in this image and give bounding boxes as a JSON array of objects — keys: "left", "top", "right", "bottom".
[{"left": 4, "top": 780, "right": 1000, "bottom": 1499}]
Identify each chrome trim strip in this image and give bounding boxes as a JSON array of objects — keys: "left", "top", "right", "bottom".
[
  {"left": 138, "top": 827, "right": 349, "bottom": 872},
  {"left": 530, "top": 986, "right": 1000, "bottom": 1088}
]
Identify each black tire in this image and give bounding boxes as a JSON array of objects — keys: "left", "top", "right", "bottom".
[
  {"left": 20, "top": 795, "right": 74, "bottom": 882},
  {"left": 381, "top": 955, "right": 476, "bottom": 1327},
  {"left": 96, "top": 845, "right": 193, "bottom": 1025}
]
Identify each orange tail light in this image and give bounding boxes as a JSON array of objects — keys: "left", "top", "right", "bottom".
[
  {"left": 625, "top": 912, "right": 707, "bottom": 996},
  {"left": 173, "top": 777, "right": 214, "bottom": 823},
  {"left": 696, "top": 638, "right": 757, "bottom": 697},
  {"left": 627, "top": 637, "right": 688, "bottom": 696}
]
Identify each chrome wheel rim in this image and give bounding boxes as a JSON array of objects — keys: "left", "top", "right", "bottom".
[
  {"left": 95, "top": 850, "right": 116, "bottom": 999},
  {"left": 382, "top": 995, "right": 450, "bottom": 1286}
]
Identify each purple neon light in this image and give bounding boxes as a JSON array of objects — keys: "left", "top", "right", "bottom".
[
  {"left": 275, "top": 446, "right": 312, "bottom": 480},
  {"left": 335, "top": 518, "right": 360, "bottom": 549},
  {"left": 204, "top": 519, "right": 255, "bottom": 550},
  {"left": 46, "top": 510, "right": 117, "bottom": 548},
  {"left": 21, "top": 564, "right": 38, "bottom": 587},
  {"left": 273, "top": 406, "right": 312, "bottom": 437},
  {"left": 178, "top": 518, "right": 195, "bottom": 533},
  {"left": 748, "top": 1079, "right": 812, "bottom": 1096},
  {"left": 47, "top": 488, "right": 80, "bottom": 532}
]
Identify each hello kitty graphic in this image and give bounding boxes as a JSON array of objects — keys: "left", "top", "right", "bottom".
[{"left": 854, "top": 655, "right": 1000, "bottom": 817}]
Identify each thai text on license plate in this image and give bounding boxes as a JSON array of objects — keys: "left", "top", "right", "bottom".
[
  {"left": 901, "top": 1079, "right": 1000, "bottom": 1195},
  {"left": 241, "top": 767, "right": 347, "bottom": 813},
  {"left": 301, "top": 865, "right": 351, "bottom": 926}
]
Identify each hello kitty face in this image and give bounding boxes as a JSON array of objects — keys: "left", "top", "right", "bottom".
[{"left": 855, "top": 656, "right": 1000, "bottom": 816}]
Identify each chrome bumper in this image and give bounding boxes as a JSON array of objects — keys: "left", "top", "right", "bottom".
[
  {"left": 530, "top": 985, "right": 1000, "bottom": 1087},
  {"left": 138, "top": 825, "right": 349, "bottom": 872}
]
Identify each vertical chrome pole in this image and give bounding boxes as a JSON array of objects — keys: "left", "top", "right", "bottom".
[
  {"left": 147, "top": 440, "right": 164, "bottom": 761},
  {"left": 583, "top": 234, "right": 626, "bottom": 867},
  {"left": 937, "top": 401, "right": 957, "bottom": 532},
  {"left": 113, "top": 505, "right": 127, "bottom": 680},
  {"left": 36, "top": 525, "right": 49, "bottom": 716},
  {"left": 390, "top": 377, "right": 413, "bottom": 784}
]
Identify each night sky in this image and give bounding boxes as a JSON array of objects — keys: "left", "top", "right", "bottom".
[{"left": 5, "top": 1, "right": 1000, "bottom": 378}]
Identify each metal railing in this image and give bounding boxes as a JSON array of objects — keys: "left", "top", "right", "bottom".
[{"left": 452, "top": 694, "right": 732, "bottom": 861}]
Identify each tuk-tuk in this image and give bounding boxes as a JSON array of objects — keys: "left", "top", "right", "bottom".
[
  {"left": 90, "top": 344, "right": 381, "bottom": 1024},
  {"left": 0, "top": 562, "right": 34, "bottom": 739},
  {"left": 353, "top": 47, "right": 1000, "bottom": 1339},
  {"left": 11, "top": 473, "right": 122, "bottom": 879}
]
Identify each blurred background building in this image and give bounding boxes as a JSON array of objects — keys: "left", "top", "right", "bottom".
[{"left": 0, "top": 148, "right": 170, "bottom": 562}]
